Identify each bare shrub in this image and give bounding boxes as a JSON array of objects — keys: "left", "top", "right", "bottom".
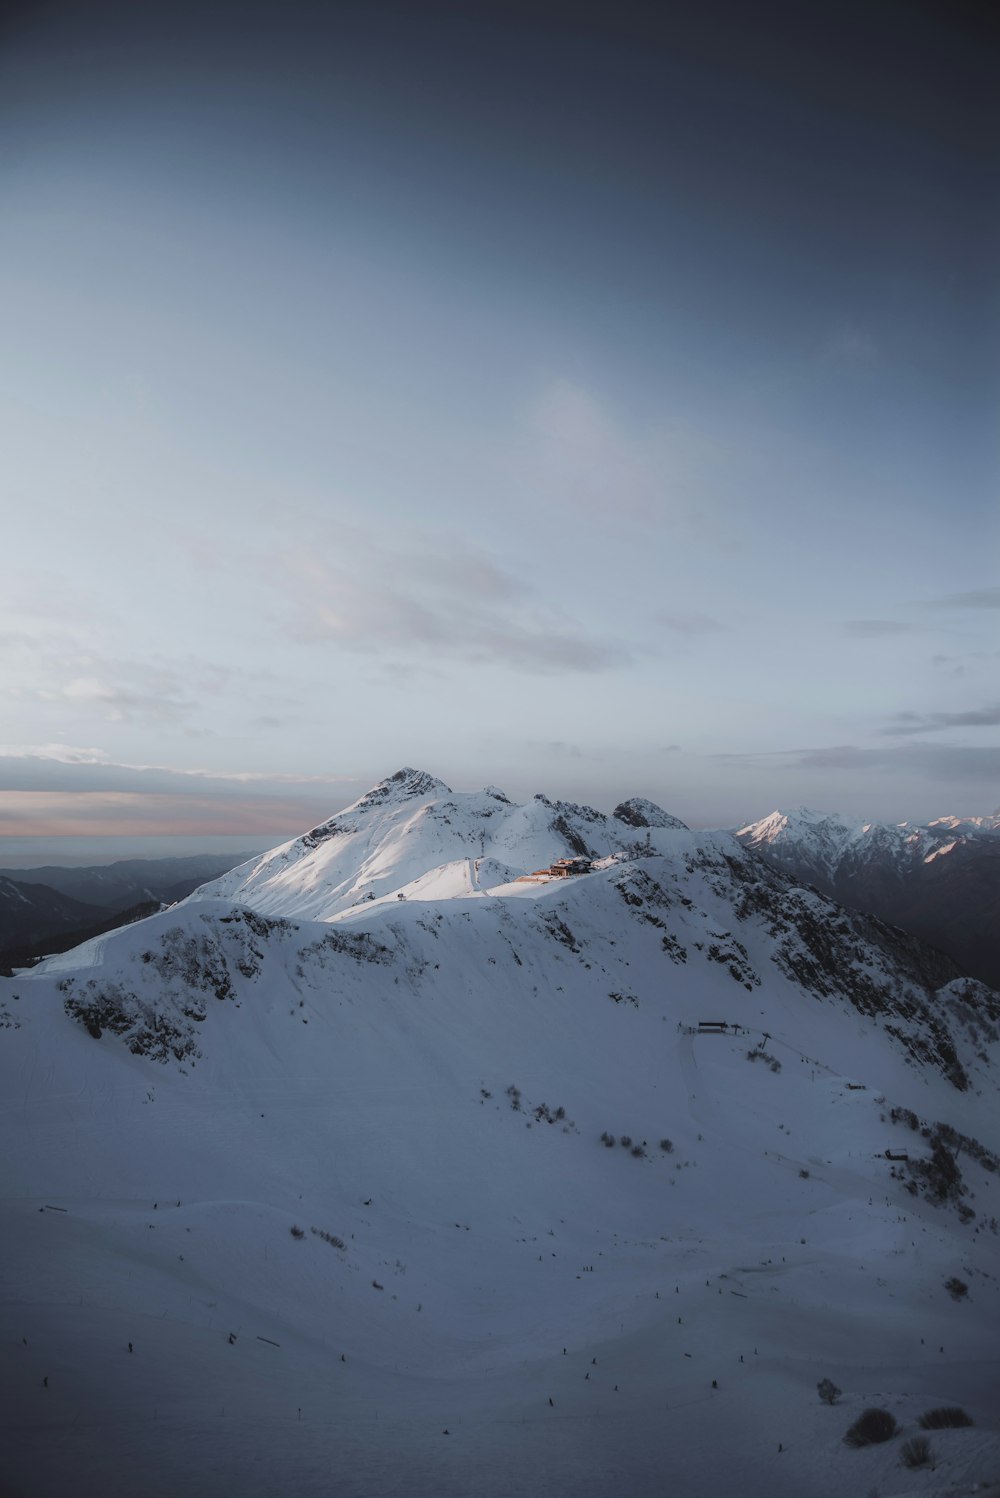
[
  {"left": 817, "top": 1377, "right": 841, "bottom": 1405},
  {"left": 290, "top": 1225, "right": 305, "bottom": 1239},
  {"left": 945, "top": 1276, "right": 969, "bottom": 1300},
  {"left": 843, "top": 1409, "right": 898, "bottom": 1447},
  {"left": 659, "top": 1138, "right": 674, "bottom": 1153},
  {"left": 900, "top": 1436, "right": 933, "bottom": 1470},
  {"left": 918, "top": 1406, "right": 972, "bottom": 1429}
]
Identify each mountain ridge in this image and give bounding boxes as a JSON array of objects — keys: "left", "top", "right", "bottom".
[{"left": 736, "top": 804, "right": 1000, "bottom": 987}]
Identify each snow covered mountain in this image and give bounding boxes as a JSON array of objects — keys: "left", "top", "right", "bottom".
[
  {"left": 184, "top": 768, "right": 690, "bottom": 924},
  {"left": 736, "top": 807, "right": 1000, "bottom": 989},
  {"left": 2, "top": 770, "right": 998, "bottom": 1498}
]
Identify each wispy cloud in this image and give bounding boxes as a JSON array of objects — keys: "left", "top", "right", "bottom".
[
  {"left": 719, "top": 742, "right": 1000, "bottom": 783},
  {"left": 0, "top": 791, "right": 343, "bottom": 838},
  {"left": 925, "top": 587, "right": 1000, "bottom": 611},
  {"left": 56, "top": 674, "right": 198, "bottom": 723},
  {"left": 0, "top": 743, "right": 111, "bottom": 765},
  {"left": 0, "top": 749, "right": 364, "bottom": 838},
  {"left": 277, "top": 539, "right": 633, "bottom": 675},
  {"left": 880, "top": 704, "right": 1000, "bottom": 737},
  {"left": 0, "top": 746, "right": 358, "bottom": 793}
]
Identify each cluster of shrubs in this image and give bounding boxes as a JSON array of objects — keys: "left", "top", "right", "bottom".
[{"left": 827, "top": 1388, "right": 972, "bottom": 1469}]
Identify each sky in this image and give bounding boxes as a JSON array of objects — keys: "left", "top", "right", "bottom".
[{"left": 1, "top": 0, "right": 998, "bottom": 857}]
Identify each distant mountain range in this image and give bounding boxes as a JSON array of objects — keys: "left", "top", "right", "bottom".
[
  {"left": 0, "top": 854, "right": 260, "bottom": 973},
  {"left": 3, "top": 794, "right": 998, "bottom": 995},
  {"left": 735, "top": 807, "right": 1000, "bottom": 989}
]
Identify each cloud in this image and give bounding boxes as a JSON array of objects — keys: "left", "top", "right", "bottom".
[
  {"left": 58, "top": 675, "right": 198, "bottom": 722},
  {"left": 880, "top": 704, "right": 1000, "bottom": 737},
  {"left": 925, "top": 587, "right": 1000, "bottom": 611},
  {"left": 720, "top": 743, "right": 1000, "bottom": 783},
  {"left": 0, "top": 791, "right": 346, "bottom": 838},
  {"left": 0, "top": 747, "right": 358, "bottom": 796},
  {"left": 0, "top": 743, "right": 111, "bottom": 765},
  {"left": 278, "top": 540, "right": 633, "bottom": 675},
  {"left": 0, "top": 750, "right": 367, "bottom": 838},
  {"left": 842, "top": 619, "right": 914, "bottom": 638}
]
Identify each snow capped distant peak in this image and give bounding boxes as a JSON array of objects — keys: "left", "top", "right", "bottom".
[
  {"left": 613, "top": 798, "right": 688, "bottom": 831},
  {"left": 735, "top": 808, "right": 865, "bottom": 884},
  {"left": 483, "top": 785, "right": 512, "bottom": 803},
  {"left": 737, "top": 807, "right": 856, "bottom": 843},
  {"left": 928, "top": 812, "right": 1000, "bottom": 836}
]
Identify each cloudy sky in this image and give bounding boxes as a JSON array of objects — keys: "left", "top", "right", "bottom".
[{"left": 1, "top": 0, "right": 997, "bottom": 856}]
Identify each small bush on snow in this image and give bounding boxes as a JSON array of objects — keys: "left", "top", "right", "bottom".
[
  {"left": 900, "top": 1436, "right": 933, "bottom": 1469},
  {"left": 843, "top": 1409, "right": 898, "bottom": 1447},
  {"left": 817, "top": 1377, "right": 841, "bottom": 1405},
  {"left": 918, "top": 1406, "right": 972, "bottom": 1429}
]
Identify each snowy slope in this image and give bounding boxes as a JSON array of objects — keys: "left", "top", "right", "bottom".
[{"left": 2, "top": 771, "right": 998, "bottom": 1498}]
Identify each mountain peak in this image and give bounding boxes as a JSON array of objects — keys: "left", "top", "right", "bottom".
[
  {"left": 353, "top": 768, "right": 452, "bottom": 811},
  {"left": 613, "top": 797, "right": 688, "bottom": 831},
  {"left": 737, "top": 806, "right": 856, "bottom": 840}
]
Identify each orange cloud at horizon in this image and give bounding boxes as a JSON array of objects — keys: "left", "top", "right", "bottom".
[{"left": 0, "top": 790, "right": 339, "bottom": 838}]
